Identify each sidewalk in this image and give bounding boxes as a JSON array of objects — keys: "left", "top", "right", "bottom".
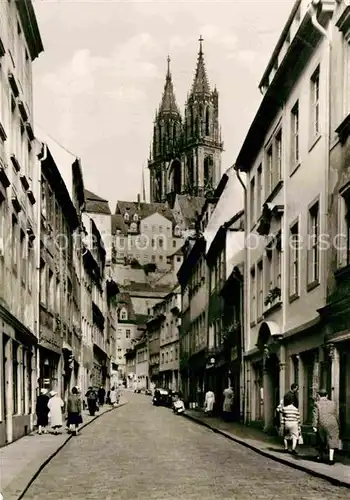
[
  {"left": 183, "top": 408, "right": 350, "bottom": 489},
  {"left": 0, "top": 398, "right": 128, "bottom": 500}
]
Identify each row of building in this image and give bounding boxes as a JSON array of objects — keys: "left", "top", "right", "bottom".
[
  {"left": 0, "top": 0, "right": 122, "bottom": 447},
  {"left": 176, "top": 0, "right": 350, "bottom": 451}
]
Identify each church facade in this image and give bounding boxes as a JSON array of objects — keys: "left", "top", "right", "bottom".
[{"left": 148, "top": 38, "right": 223, "bottom": 207}]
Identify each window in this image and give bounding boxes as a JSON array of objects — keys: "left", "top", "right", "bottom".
[
  {"left": 250, "top": 266, "right": 256, "bottom": 324},
  {"left": 120, "top": 308, "right": 127, "bottom": 320},
  {"left": 173, "top": 240, "right": 176, "bottom": 248},
  {"left": 28, "top": 243, "right": 33, "bottom": 293},
  {"left": 311, "top": 67, "right": 320, "bottom": 138},
  {"left": 337, "top": 188, "right": 350, "bottom": 268},
  {"left": 40, "top": 260, "right": 46, "bottom": 305},
  {"left": 257, "top": 260, "right": 263, "bottom": 318},
  {"left": 133, "top": 214, "right": 138, "bottom": 221},
  {"left": 256, "top": 165, "right": 262, "bottom": 215},
  {"left": 266, "top": 145, "right": 273, "bottom": 195},
  {"left": 124, "top": 212, "right": 129, "bottom": 221},
  {"left": 289, "top": 222, "right": 299, "bottom": 297},
  {"left": 308, "top": 201, "right": 319, "bottom": 285},
  {"left": 291, "top": 101, "right": 299, "bottom": 166},
  {"left": 265, "top": 129, "right": 283, "bottom": 195},
  {"left": 48, "top": 269, "right": 54, "bottom": 311},
  {"left": 250, "top": 177, "right": 255, "bottom": 228},
  {"left": 20, "top": 230, "right": 26, "bottom": 285},
  {"left": 126, "top": 329, "right": 131, "bottom": 339},
  {"left": 12, "top": 216, "right": 18, "bottom": 272},
  {"left": 130, "top": 222, "right": 137, "bottom": 232}
]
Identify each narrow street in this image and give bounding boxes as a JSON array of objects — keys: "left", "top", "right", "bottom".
[{"left": 23, "top": 393, "right": 349, "bottom": 500}]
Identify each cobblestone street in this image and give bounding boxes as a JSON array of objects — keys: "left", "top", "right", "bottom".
[{"left": 22, "top": 393, "right": 349, "bottom": 500}]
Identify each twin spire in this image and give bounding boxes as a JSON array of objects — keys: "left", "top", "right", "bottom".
[{"left": 158, "top": 36, "right": 211, "bottom": 117}]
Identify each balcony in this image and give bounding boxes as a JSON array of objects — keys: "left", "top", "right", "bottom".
[
  {"left": 10, "top": 154, "right": 21, "bottom": 172},
  {"left": 20, "top": 174, "right": 30, "bottom": 191},
  {"left": 0, "top": 165, "right": 10, "bottom": 188},
  {"left": 25, "top": 122, "right": 34, "bottom": 141},
  {"left": 11, "top": 191, "right": 21, "bottom": 213},
  {"left": 8, "top": 72, "right": 19, "bottom": 97}
]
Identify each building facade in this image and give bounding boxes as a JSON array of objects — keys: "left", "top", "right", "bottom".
[
  {"left": 0, "top": 0, "right": 43, "bottom": 445},
  {"left": 236, "top": 0, "right": 338, "bottom": 433},
  {"left": 148, "top": 40, "right": 223, "bottom": 206},
  {"left": 318, "top": 1, "right": 350, "bottom": 450}
]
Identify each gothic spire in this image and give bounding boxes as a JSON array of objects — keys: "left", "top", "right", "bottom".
[
  {"left": 158, "top": 56, "right": 180, "bottom": 116},
  {"left": 190, "top": 35, "right": 211, "bottom": 96}
]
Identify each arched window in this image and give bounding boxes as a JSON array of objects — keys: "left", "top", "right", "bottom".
[
  {"left": 173, "top": 123, "right": 177, "bottom": 144},
  {"left": 124, "top": 212, "right": 129, "bottom": 221},
  {"left": 133, "top": 214, "right": 138, "bottom": 222},
  {"left": 130, "top": 222, "right": 137, "bottom": 232},
  {"left": 205, "top": 107, "right": 210, "bottom": 136},
  {"left": 120, "top": 308, "right": 128, "bottom": 321},
  {"left": 174, "top": 225, "right": 181, "bottom": 236}
]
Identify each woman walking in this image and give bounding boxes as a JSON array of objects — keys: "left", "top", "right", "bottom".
[
  {"left": 36, "top": 388, "right": 50, "bottom": 435},
  {"left": 67, "top": 387, "right": 82, "bottom": 436},
  {"left": 280, "top": 392, "right": 301, "bottom": 454},
  {"left": 110, "top": 387, "right": 117, "bottom": 406},
  {"left": 222, "top": 386, "right": 234, "bottom": 421},
  {"left": 312, "top": 388, "right": 340, "bottom": 465},
  {"left": 204, "top": 389, "right": 215, "bottom": 416},
  {"left": 48, "top": 391, "right": 64, "bottom": 434}
]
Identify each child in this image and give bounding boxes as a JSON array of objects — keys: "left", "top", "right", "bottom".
[{"left": 280, "top": 392, "right": 301, "bottom": 454}]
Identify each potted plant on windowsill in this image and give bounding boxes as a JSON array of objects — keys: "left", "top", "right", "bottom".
[{"left": 264, "top": 287, "right": 281, "bottom": 307}]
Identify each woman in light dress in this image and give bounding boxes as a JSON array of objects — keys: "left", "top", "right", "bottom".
[
  {"left": 222, "top": 386, "right": 234, "bottom": 421},
  {"left": 48, "top": 391, "right": 64, "bottom": 434},
  {"left": 204, "top": 390, "right": 215, "bottom": 416}
]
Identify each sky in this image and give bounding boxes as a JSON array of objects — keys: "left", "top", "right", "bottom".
[{"left": 33, "top": 0, "right": 295, "bottom": 211}]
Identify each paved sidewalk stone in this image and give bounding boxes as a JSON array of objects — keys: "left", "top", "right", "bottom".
[
  {"left": 183, "top": 409, "right": 350, "bottom": 488},
  {"left": 0, "top": 398, "right": 127, "bottom": 500}
]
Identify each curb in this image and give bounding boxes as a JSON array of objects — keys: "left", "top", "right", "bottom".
[
  {"left": 183, "top": 412, "right": 350, "bottom": 489},
  {"left": 15, "top": 401, "right": 128, "bottom": 500}
]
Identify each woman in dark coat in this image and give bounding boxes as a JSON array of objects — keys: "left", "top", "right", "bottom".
[
  {"left": 67, "top": 387, "right": 82, "bottom": 435},
  {"left": 36, "top": 388, "right": 50, "bottom": 434},
  {"left": 312, "top": 388, "right": 340, "bottom": 465}
]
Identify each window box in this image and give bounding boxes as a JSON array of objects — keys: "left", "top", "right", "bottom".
[
  {"left": 0, "top": 122, "right": 7, "bottom": 142},
  {"left": 264, "top": 286, "right": 281, "bottom": 307},
  {"left": 0, "top": 166, "right": 10, "bottom": 188},
  {"left": 12, "top": 194, "right": 22, "bottom": 213},
  {"left": 18, "top": 100, "right": 29, "bottom": 122},
  {"left": 10, "top": 154, "right": 21, "bottom": 172},
  {"left": 20, "top": 174, "right": 29, "bottom": 191},
  {"left": 25, "top": 122, "right": 35, "bottom": 141},
  {"left": 27, "top": 190, "right": 36, "bottom": 205},
  {"left": 8, "top": 72, "right": 19, "bottom": 97}
]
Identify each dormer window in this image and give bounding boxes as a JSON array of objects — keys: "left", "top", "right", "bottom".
[
  {"left": 120, "top": 307, "right": 128, "bottom": 320},
  {"left": 174, "top": 225, "right": 181, "bottom": 236},
  {"left": 124, "top": 212, "right": 129, "bottom": 221},
  {"left": 130, "top": 222, "right": 137, "bottom": 232},
  {"left": 133, "top": 214, "right": 138, "bottom": 222}
]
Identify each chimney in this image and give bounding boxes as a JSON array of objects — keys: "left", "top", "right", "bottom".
[{"left": 137, "top": 193, "right": 141, "bottom": 205}]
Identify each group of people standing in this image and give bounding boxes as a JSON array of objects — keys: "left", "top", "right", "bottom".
[
  {"left": 277, "top": 384, "right": 340, "bottom": 465},
  {"left": 204, "top": 385, "right": 235, "bottom": 420},
  {"left": 36, "top": 385, "right": 122, "bottom": 436}
]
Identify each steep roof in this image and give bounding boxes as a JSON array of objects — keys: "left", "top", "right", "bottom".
[
  {"left": 111, "top": 214, "right": 127, "bottom": 236},
  {"left": 85, "top": 189, "right": 111, "bottom": 215},
  {"left": 158, "top": 57, "right": 181, "bottom": 117},
  {"left": 190, "top": 37, "right": 211, "bottom": 96},
  {"left": 176, "top": 194, "right": 206, "bottom": 228},
  {"left": 116, "top": 292, "right": 136, "bottom": 321},
  {"left": 115, "top": 200, "right": 175, "bottom": 224}
]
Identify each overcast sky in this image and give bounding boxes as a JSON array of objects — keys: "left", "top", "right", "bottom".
[{"left": 33, "top": 0, "right": 294, "bottom": 210}]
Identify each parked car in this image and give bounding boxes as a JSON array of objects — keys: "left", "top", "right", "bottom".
[{"left": 152, "top": 388, "right": 172, "bottom": 407}]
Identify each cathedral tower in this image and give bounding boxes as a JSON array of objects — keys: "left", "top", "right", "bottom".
[
  {"left": 148, "top": 39, "right": 223, "bottom": 204},
  {"left": 148, "top": 57, "right": 182, "bottom": 203},
  {"left": 183, "top": 36, "right": 223, "bottom": 197}
]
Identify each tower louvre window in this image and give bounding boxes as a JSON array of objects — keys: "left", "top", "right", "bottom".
[{"left": 205, "top": 107, "right": 210, "bottom": 136}]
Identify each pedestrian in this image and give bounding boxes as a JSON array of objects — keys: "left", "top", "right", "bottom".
[
  {"left": 98, "top": 386, "right": 106, "bottom": 406},
  {"left": 85, "top": 386, "right": 98, "bottom": 416},
  {"left": 276, "top": 383, "right": 299, "bottom": 429},
  {"left": 280, "top": 392, "right": 301, "bottom": 454},
  {"left": 110, "top": 387, "right": 117, "bottom": 406},
  {"left": 222, "top": 385, "right": 234, "bottom": 421},
  {"left": 312, "top": 388, "right": 340, "bottom": 465},
  {"left": 67, "top": 386, "right": 83, "bottom": 436},
  {"left": 47, "top": 391, "right": 64, "bottom": 434},
  {"left": 36, "top": 388, "right": 50, "bottom": 435},
  {"left": 106, "top": 389, "right": 111, "bottom": 405},
  {"left": 204, "top": 389, "right": 215, "bottom": 416}
]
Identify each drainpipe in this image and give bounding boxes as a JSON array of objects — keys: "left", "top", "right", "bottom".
[
  {"left": 234, "top": 164, "right": 247, "bottom": 423},
  {"left": 309, "top": 0, "right": 332, "bottom": 305},
  {"left": 36, "top": 141, "right": 47, "bottom": 393}
]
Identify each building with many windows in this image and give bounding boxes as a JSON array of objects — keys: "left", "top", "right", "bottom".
[
  {"left": 0, "top": 0, "right": 43, "bottom": 445},
  {"left": 317, "top": 1, "right": 350, "bottom": 450},
  {"left": 236, "top": 0, "right": 339, "bottom": 433}
]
